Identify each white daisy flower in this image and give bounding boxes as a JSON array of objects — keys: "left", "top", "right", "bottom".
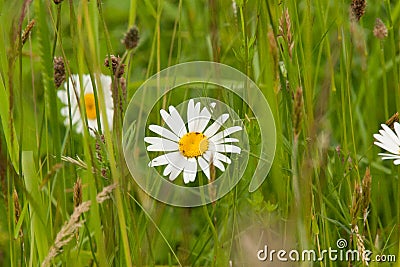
[
  {"left": 58, "top": 74, "right": 113, "bottom": 136},
  {"left": 373, "top": 122, "right": 400, "bottom": 165},
  {"left": 144, "top": 99, "right": 242, "bottom": 184}
]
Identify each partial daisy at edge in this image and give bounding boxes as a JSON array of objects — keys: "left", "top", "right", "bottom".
[
  {"left": 144, "top": 99, "right": 243, "bottom": 184},
  {"left": 57, "top": 74, "right": 114, "bottom": 136},
  {"left": 373, "top": 122, "right": 400, "bottom": 165}
]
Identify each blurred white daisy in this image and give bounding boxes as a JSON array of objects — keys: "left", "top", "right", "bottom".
[
  {"left": 144, "top": 99, "right": 242, "bottom": 184},
  {"left": 57, "top": 74, "right": 113, "bottom": 136},
  {"left": 374, "top": 122, "right": 400, "bottom": 165}
]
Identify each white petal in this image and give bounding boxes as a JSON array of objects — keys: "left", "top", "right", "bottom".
[
  {"left": 63, "top": 118, "right": 69, "bottom": 127},
  {"left": 144, "top": 136, "right": 176, "bottom": 145},
  {"left": 202, "top": 151, "right": 225, "bottom": 171},
  {"left": 378, "top": 129, "right": 399, "bottom": 149},
  {"left": 212, "top": 158, "right": 225, "bottom": 172},
  {"left": 381, "top": 124, "right": 400, "bottom": 146},
  {"left": 75, "top": 121, "right": 83, "bottom": 133},
  {"left": 183, "top": 158, "right": 197, "bottom": 183},
  {"left": 160, "top": 107, "right": 187, "bottom": 137},
  {"left": 203, "top": 114, "right": 229, "bottom": 138},
  {"left": 170, "top": 106, "right": 187, "bottom": 135},
  {"left": 149, "top": 125, "right": 179, "bottom": 142},
  {"left": 394, "top": 159, "right": 400, "bottom": 165},
  {"left": 394, "top": 122, "right": 400, "bottom": 139},
  {"left": 214, "top": 152, "right": 232, "bottom": 164},
  {"left": 104, "top": 90, "right": 114, "bottom": 109},
  {"left": 65, "top": 75, "right": 81, "bottom": 97},
  {"left": 378, "top": 153, "right": 400, "bottom": 160},
  {"left": 168, "top": 165, "right": 183, "bottom": 181},
  {"left": 378, "top": 152, "right": 400, "bottom": 158},
  {"left": 374, "top": 133, "right": 397, "bottom": 150},
  {"left": 145, "top": 137, "right": 179, "bottom": 152},
  {"left": 151, "top": 152, "right": 186, "bottom": 181},
  {"left": 149, "top": 153, "right": 174, "bottom": 167},
  {"left": 374, "top": 141, "right": 399, "bottom": 155},
  {"left": 194, "top": 107, "right": 212, "bottom": 133},
  {"left": 213, "top": 138, "right": 239, "bottom": 144},
  {"left": 168, "top": 151, "right": 187, "bottom": 169},
  {"left": 381, "top": 156, "right": 400, "bottom": 160},
  {"left": 209, "top": 126, "right": 242, "bottom": 142},
  {"left": 61, "top": 107, "right": 70, "bottom": 116},
  {"left": 106, "top": 109, "right": 114, "bottom": 129},
  {"left": 198, "top": 157, "right": 210, "bottom": 179},
  {"left": 163, "top": 164, "right": 173, "bottom": 176},
  {"left": 187, "top": 99, "right": 199, "bottom": 132},
  {"left": 99, "top": 74, "right": 112, "bottom": 92},
  {"left": 82, "top": 75, "right": 93, "bottom": 93},
  {"left": 88, "top": 119, "right": 99, "bottom": 136},
  {"left": 71, "top": 110, "right": 80, "bottom": 125},
  {"left": 62, "top": 107, "right": 79, "bottom": 126},
  {"left": 57, "top": 90, "right": 68, "bottom": 104},
  {"left": 202, "top": 150, "right": 213, "bottom": 162},
  {"left": 213, "top": 144, "right": 241, "bottom": 154}
]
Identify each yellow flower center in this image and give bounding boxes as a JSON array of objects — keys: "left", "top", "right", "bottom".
[
  {"left": 84, "top": 93, "right": 97, "bottom": 120},
  {"left": 179, "top": 132, "right": 209, "bottom": 158}
]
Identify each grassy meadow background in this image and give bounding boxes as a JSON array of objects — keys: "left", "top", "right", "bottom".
[{"left": 0, "top": 0, "right": 400, "bottom": 266}]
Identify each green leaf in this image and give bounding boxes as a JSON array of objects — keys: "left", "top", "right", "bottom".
[
  {"left": 22, "top": 151, "right": 49, "bottom": 264},
  {"left": 0, "top": 74, "right": 20, "bottom": 173}
]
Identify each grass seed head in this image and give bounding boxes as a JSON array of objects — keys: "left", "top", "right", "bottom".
[
  {"left": 361, "top": 168, "right": 371, "bottom": 225},
  {"left": 73, "top": 178, "right": 82, "bottom": 208},
  {"left": 96, "top": 183, "right": 117, "bottom": 203},
  {"left": 122, "top": 26, "right": 139, "bottom": 50},
  {"left": 385, "top": 112, "right": 399, "bottom": 130},
  {"left": 42, "top": 201, "right": 91, "bottom": 267},
  {"left": 21, "top": 20, "right": 35, "bottom": 45},
  {"left": 13, "top": 188, "right": 23, "bottom": 237},
  {"left": 374, "top": 18, "right": 388, "bottom": 39},
  {"left": 104, "top": 55, "right": 125, "bottom": 78},
  {"left": 351, "top": 0, "right": 367, "bottom": 21},
  {"left": 350, "top": 182, "right": 362, "bottom": 228},
  {"left": 293, "top": 87, "right": 304, "bottom": 138},
  {"left": 278, "top": 8, "right": 294, "bottom": 58},
  {"left": 53, "top": 57, "right": 66, "bottom": 88}
]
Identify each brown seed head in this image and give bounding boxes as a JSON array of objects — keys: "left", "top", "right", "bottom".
[
  {"left": 13, "top": 188, "right": 23, "bottom": 237},
  {"left": 361, "top": 168, "right": 371, "bottom": 224},
  {"left": 350, "top": 182, "right": 362, "bottom": 228},
  {"left": 53, "top": 57, "right": 66, "bottom": 88},
  {"left": 293, "top": 87, "right": 304, "bottom": 138},
  {"left": 21, "top": 20, "right": 35, "bottom": 45},
  {"left": 351, "top": 0, "right": 367, "bottom": 21},
  {"left": 73, "top": 178, "right": 82, "bottom": 208},
  {"left": 385, "top": 112, "right": 399, "bottom": 130},
  {"left": 122, "top": 26, "right": 139, "bottom": 50},
  {"left": 373, "top": 18, "right": 388, "bottom": 40},
  {"left": 104, "top": 55, "right": 125, "bottom": 78},
  {"left": 278, "top": 8, "right": 294, "bottom": 58}
]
